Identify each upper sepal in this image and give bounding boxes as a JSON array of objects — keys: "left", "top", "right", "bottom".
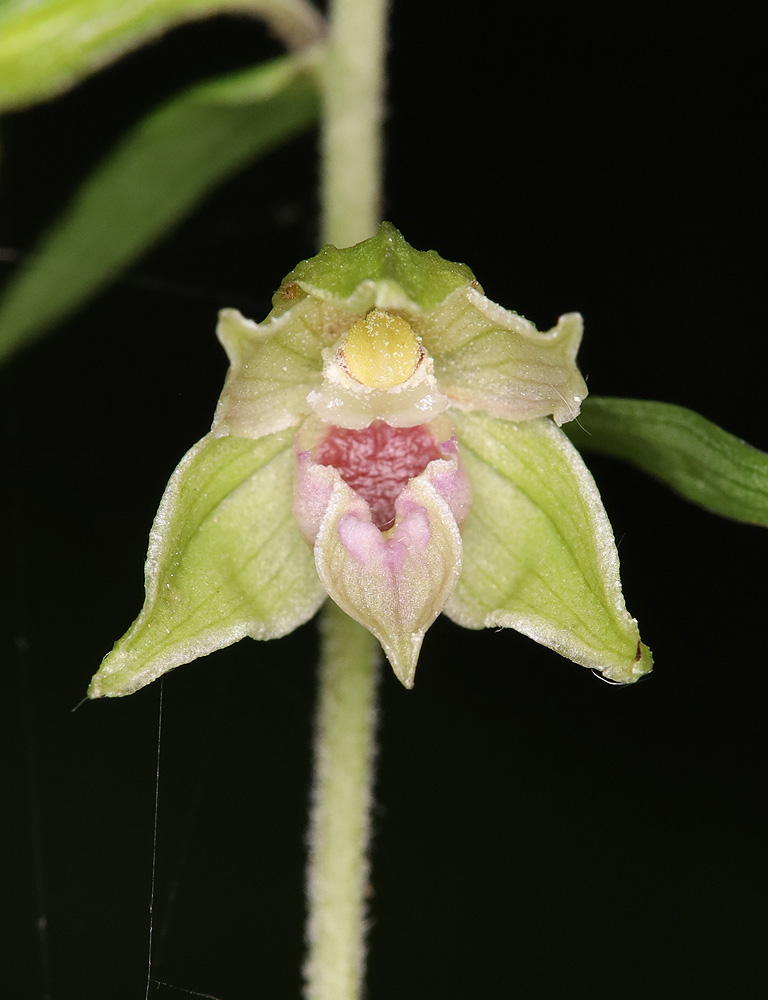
[
  {"left": 89, "top": 430, "right": 325, "bottom": 698},
  {"left": 274, "top": 221, "right": 478, "bottom": 314}
]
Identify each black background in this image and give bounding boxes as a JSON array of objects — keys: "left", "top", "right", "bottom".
[{"left": 1, "top": 5, "right": 765, "bottom": 999}]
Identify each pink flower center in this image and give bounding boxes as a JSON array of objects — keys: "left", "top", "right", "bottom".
[{"left": 315, "top": 421, "right": 442, "bottom": 531}]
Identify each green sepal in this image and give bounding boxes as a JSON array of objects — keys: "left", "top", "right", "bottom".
[
  {"left": 565, "top": 397, "right": 768, "bottom": 527},
  {"left": 89, "top": 429, "right": 325, "bottom": 698},
  {"left": 273, "top": 222, "right": 478, "bottom": 315},
  {"left": 447, "top": 410, "right": 651, "bottom": 684}
]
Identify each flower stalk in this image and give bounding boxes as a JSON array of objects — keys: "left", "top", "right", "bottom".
[
  {"left": 320, "top": 0, "right": 387, "bottom": 246},
  {"left": 304, "top": 602, "right": 380, "bottom": 1000}
]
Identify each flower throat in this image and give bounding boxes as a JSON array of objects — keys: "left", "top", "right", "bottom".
[{"left": 315, "top": 422, "right": 442, "bottom": 531}]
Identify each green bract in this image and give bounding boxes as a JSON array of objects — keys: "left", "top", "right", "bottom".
[{"left": 90, "top": 223, "right": 651, "bottom": 698}]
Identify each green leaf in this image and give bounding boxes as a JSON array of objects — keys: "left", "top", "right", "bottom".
[
  {"left": 447, "top": 410, "right": 651, "bottom": 684},
  {"left": 0, "top": 0, "right": 324, "bottom": 112},
  {"left": 89, "top": 429, "right": 326, "bottom": 698},
  {"left": 0, "top": 53, "right": 321, "bottom": 363},
  {"left": 564, "top": 397, "right": 768, "bottom": 527}
]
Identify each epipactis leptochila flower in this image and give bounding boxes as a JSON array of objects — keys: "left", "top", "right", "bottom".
[{"left": 89, "top": 224, "right": 651, "bottom": 697}]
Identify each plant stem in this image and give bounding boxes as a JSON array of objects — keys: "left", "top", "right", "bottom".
[
  {"left": 320, "top": 0, "right": 387, "bottom": 247},
  {"left": 304, "top": 601, "right": 380, "bottom": 1000},
  {"left": 307, "top": 1, "right": 387, "bottom": 994}
]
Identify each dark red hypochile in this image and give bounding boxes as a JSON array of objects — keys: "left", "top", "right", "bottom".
[{"left": 315, "top": 421, "right": 442, "bottom": 531}]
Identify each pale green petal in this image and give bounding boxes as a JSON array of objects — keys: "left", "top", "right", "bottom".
[
  {"left": 312, "top": 467, "right": 463, "bottom": 688},
  {"left": 89, "top": 429, "right": 325, "bottom": 698},
  {"left": 212, "top": 304, "right": 336, "bottom": 439},
  {"left": 446, "top": 411, "right": 651, "bottom": 683},
  {"left": 416, "top": 289, "right": 587, "bottom": 427}
]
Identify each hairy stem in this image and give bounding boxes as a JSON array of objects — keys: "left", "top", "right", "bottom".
[
  {"left": 320, "top": 0, "right": 388, "bottom": 247},
  {"left": 304, "top": 602, "right": 380, "bottom": 1000}
]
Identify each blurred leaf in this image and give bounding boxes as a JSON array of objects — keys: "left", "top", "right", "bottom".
[
  {"left": 0, "top": 0, "right": 324, "bottom": 112},
  {"left": 565, "top": 397, "right": 768, "bottom": 526},
  {"left": 0, "top": 53, "right": 321, "bottom": 362}
]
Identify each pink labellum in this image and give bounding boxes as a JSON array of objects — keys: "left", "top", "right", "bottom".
[
  {"left": 314, "top": 421, "right": 442, "bottom": 530},
  {"left": 292, "top": 416, "right": 472, "bottom": 686}
]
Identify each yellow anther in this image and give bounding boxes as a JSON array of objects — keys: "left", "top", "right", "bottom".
[{"left": 341, "top": 311, "right": 422, "bottom": 389}]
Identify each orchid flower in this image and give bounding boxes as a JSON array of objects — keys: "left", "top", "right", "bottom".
[{"left": 89, "top": 224, "right": 651, "bottom": 698}]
